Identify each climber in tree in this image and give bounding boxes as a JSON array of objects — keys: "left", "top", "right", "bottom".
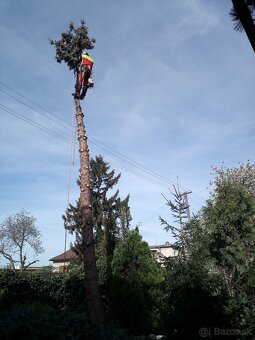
[
  {"left": 49, "top": 19, "right": 96, "bottom": 100},
  {"left": 73, "top": 51, "right": 94, "bottom": 100}
]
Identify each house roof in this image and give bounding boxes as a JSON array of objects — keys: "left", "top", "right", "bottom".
[
  {"left": 150, "top": 242, "right": 173, "bottom": 249},
  {"left": 50, "top": 242, "right": 173, "bottom": 262},
  {"left": 49, "top": 249, "right": 77, "bottom": 262}
]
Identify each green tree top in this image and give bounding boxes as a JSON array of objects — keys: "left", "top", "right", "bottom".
[
  {"left": 202, "top": 182, "right": 255, "bottom": 299},
  {"left": 50, "top": 19, "right": 95, "bottom": 70},
  {"left": 159, "top": 185, "right": 189, "bottom": 260},
  {"left": 110, "top": 230, "right": 163, "bottom": 333},
  {"left": 112, "top": 230, "right": 162, "bottom": 286},
  {"left": 211, "top": 161, "right": 255, "bottom": 196}
]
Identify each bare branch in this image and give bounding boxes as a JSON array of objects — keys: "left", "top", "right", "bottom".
[{"left": 24, "top": 260, "right": 39, "bottom": 270}]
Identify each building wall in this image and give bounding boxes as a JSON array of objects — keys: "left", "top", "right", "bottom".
[
  {"left": 150, "top": 246, "right": 177, "bottom": 257},
  {"left": 150, "top": 244, "right": 178, "bottom": 265},
  {"left": 52, "top": 261, "right": 70, "bottom": 272}
]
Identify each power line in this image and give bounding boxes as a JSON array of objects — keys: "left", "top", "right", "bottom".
[
  {"left": 140, "top": 204, "right": 168, "bottom": 224},
  {"left": 0, "top": 104, "right": 71, "bottom": 145},
  {"left": 87, "top": 135, "right": 207, "bottom": 204},
  {"left": 0, "top": 81, "right": 71, "bottom": 128},
  {"left": 190, "top": 194, "right": 206, "bottom": 206},
  {"left": 94, "top": 155, "right": 173, "bottom": 188},
  {"left": 0, "top": 82, "right": 199, "bottom": 194},
  {"left": 0, "top": 81, "right": 206, "bottom": 203},
  {"left": 1, "top": 104, "right": 204, "bottom": 230},
  {"left": 0, "top": 88, "right": 70, "bottom": 131},
  {"left": 0, "top": 104, "right": 183, "bottom": 191},
  {"left": 1, "top": 81, "right": 174, "bottom": 189}
]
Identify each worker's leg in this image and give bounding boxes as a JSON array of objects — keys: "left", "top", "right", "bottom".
[
  {"left": 80, "top": 86, "right": 88, "bottom": 100},
  {"left": 80, "top": 72, "right": 90, "bottom": 100}
]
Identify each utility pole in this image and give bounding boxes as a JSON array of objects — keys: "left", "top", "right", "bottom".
[
  {"left": 176, "top": 177, "right": 192, "bottom": 223},
  {"left": 181, "top": 191, "right": 192, "bottom": 223}
]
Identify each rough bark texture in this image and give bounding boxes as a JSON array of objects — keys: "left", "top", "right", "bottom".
[{"left": 74, "top": 98, "right": 104, "bottom": 326}]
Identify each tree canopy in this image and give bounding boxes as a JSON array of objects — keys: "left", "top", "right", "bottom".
[
  {"left": 64, "top": 156, "right": 132, "bottom": 285},
  {"left": 211, "top": 161, "right": 255, "bottom": 195},
  {"left": 111, "top": 230, "right": 163, "bottom": 334},
  {"left": 49, "top": 19, "right": 95, "bottom": 70},
  {"left": 2, "top": 163, "right": 255, "bottom": 337}
]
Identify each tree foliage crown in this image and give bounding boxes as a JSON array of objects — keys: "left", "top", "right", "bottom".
[{"left": 50, "top": 19, "right": 96, "bottom": 70}]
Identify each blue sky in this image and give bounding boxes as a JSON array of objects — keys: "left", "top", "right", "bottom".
[{"left": 1, "top": 0, "right": 255, "bottom": 266}]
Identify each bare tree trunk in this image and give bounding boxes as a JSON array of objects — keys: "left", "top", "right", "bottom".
[
  {"left": 74, "top": 99, "right": 104, "bottom": 327},
  {"left": 19, "top": 246, "right": 24, "bottom": 271},
  {"left": 9, "top": 257, "right": 16, "bottom": 270},
  {"left": 1, "top": 252, "right": 16, "bottom": 270}
]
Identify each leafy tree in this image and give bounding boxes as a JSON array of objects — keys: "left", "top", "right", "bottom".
[
  {"left": 211, "top": 161, "right": 255, "bottom": 195},
  {"left": 160, "top": 164, "right": 255, "bottom": 336},
  {"left": 203, "top": 183, "right": 255, "bottom": 294},
  {"left": 202, "top": 182, "right": 255, "bottom": 331},
  {"left": 110, "top": 230, "right": 163, "bottom": 335},
  {"left": 158, "top": 186, "right": 230, "bottom": 337},
  {"left": 162, "top": 257, "right": 230, "bottom": 339},
  {"left": 0, "top": 210, "right": 44, "bottom": 271}
]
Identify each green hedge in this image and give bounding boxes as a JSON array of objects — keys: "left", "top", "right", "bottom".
[{"left": 0, "top": 269, "right": 133, "bottom": 339}]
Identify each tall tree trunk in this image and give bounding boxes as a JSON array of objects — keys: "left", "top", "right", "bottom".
[
  {"left": 232, "top": 0, "right": 255, "bottom": 53},
  {"left": 19, "top": 246, "right": 24, "bottom": 271},
  {"left": 74, "top": 99, "right": 104, "bottom": 327}
]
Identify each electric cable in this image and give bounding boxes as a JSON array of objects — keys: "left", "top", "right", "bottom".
[
  {"left": 0, "top": 81, "right": 206, "bottom": 202},
  {"left": 1, "top": 104, "right": 204, "bottom": 227}
]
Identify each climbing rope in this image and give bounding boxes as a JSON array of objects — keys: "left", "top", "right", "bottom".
[
  {"left": 63, "top": 107, "right": 76, "bottom": 308},
  {"left": 72, "top": 131, "right": 77, "bottom": 165}
]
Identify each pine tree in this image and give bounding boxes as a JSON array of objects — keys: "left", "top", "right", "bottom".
[
  {"left": 116, "top": 195, "right": 132, "bottom": 240},
  {"left": 49, "top": 19, "right": 95, "bottom": 70},
  {"left": 64, "top": 156, "right": 131, "bottom": 283},
  {"left": 159, "top": 185, "right": 190, "bottom": 260},
  {"left": 111, "top": 230, "right": 163, "bottom": 334},
  {"left": 90, "top": 155, "right": 121, "bottom": 242}
]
